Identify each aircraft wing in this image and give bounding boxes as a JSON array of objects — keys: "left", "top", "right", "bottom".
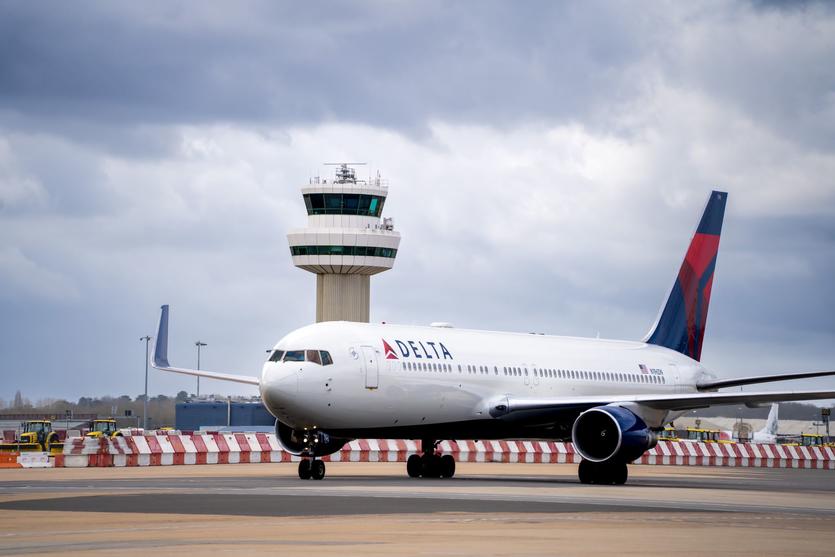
[
  {"left": 490, "top": 389, "right": 835, "bottom": 419},
  {"left": 697, "top": 370, "right": 835, "bottom": 390},
  {"left": 151, "top": 305, "right": 260, "bottom": 387}
]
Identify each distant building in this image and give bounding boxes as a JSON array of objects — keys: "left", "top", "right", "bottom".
[{"left": 175, "top": 400, "right": 275, "bottom": 431}]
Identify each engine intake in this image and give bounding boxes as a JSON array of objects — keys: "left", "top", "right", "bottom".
[
  {"left": 572, "top": 406, "right": 657, "bottom": 463},
  {"left": 275, "top": 420, "right": 350, "bottom": 457}
]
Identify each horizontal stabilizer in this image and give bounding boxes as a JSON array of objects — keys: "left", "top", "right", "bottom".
[{"left": 151, "top": 305, "right": 260, "bottom": 387}]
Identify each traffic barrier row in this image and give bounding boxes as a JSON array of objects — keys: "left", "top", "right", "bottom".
[{"left": 53, "top": 434, "right": 835, "bottom": 469}]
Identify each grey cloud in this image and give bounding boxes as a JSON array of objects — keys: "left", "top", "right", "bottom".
[{"left": 0, "top": 2, "right": 655, "bottom": 134}]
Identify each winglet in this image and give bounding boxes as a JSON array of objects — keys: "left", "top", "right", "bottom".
[
  {"left": 153, "top": 304, "right": 171, "bottom": 368},
  {"left": 148, "top": 304, "right": 260, "bottom": 386}
]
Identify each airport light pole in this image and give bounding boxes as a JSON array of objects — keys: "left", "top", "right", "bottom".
[
  {"left": 140, "top": 335, "right": 151, "bottom": 430},
  {"left": 195, "top": 341, "right": 207, "bottom": 397}
]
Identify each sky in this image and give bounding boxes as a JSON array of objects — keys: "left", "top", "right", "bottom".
[{"left": 1, "top": 1, "right": 834, "bottom": 405}]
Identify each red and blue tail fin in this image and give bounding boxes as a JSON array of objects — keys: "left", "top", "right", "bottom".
[{"left": 644, "top": 190, "right": 727, "bottom": 361}]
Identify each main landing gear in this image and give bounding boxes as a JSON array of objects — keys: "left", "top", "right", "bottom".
[
  {"left": 578, "top": 459, "right": 628, "bottom": 485},
  {"left": 406, "top": 440, "right": 456, "bottom": 479},
  {"left": 298, "top": 458, "right": 326, "bottom": 480}
]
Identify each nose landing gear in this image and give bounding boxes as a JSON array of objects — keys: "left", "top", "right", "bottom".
[
  {"left": 298, "top": 458, "right": 326, "bottom": 480},
  {"left": 406, "top": 440, "right": 456, "bottom": 479}
]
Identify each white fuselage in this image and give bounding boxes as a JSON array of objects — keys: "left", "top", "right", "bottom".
[{"left": 259, "top": 321, "right": 712, "bottom": 440}]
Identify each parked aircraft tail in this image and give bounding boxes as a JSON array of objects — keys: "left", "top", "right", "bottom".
[{"left": 761, "top": 403, "right": 779, "bottom": 437}]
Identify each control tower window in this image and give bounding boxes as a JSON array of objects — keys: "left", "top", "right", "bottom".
[
  {"left": 291, "top": 245, "right": 398, "bottom": 259},
  {"left": 343, "top": 194, "right": 359, "bottom": 212},
  {"left": 303, "top": 194, "right": 386, "bottom": 217}
]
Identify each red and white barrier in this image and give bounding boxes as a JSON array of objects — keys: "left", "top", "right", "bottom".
[
  {"left": 639, "top": 440, "right": 835, "bottom": 469},
  {"left": 54, "top": 435, "right": 835, "bottom": 470}
]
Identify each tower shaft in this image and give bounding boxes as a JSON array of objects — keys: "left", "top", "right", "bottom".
[{"left": 316, "top": 274, "right": 370, "bottom": 322}]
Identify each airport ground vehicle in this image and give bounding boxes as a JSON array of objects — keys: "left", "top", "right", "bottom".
[
  {"left": 658, "top": 427, "right": 679, "bottom": 442},
  {"left": 84, "top": 419, "right": 122, "bottom": 438},
  {"left": 0, "top": 420, "right": 61, "bottom": 452}
]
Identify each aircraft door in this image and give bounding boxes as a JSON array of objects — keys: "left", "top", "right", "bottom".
[{"left": 361, "top": 345, "right": 379, "bottom": 390}]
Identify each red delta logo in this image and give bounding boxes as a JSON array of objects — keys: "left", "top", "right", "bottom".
[
  {"left": 382, "top": 338, "right": 454, "bottom": 360},
  {"left": 382, "top": 339, "right": 399, "bottom": 360}
]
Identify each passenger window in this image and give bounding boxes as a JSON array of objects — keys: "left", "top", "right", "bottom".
[
  {"left": 306, "top": 350, "right": 322, "bottom": 365},
  {"left": 284, "top": 350, "right": 304, "bottom": 362},
  {"left": 320, "top": 351, "right": 333, "bottom": 366},
  {"left": 269, "top": 350, "right": 284, "bottom": 362}
]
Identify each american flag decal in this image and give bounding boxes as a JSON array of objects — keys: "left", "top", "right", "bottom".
[{"left": 639, "top": 364, "right": 650, "bottom": 374}]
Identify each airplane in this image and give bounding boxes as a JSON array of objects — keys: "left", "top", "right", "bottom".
[
  {"left": 751, "top": 403, "right": 780, "bottom": 444},
  {"left": 151, "top": 190, "right": 835, "bottom": 484}
]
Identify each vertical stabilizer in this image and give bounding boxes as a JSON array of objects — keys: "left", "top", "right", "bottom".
[
  {"left": 644, "top": 191, "right": 727, "bottom": 361},
  {"left": 762, "top": 403, "right": 779, "bottom": 436}
]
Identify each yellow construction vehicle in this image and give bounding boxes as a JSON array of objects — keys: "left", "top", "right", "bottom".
[
  {"left": 85, "top": 419, "right": 122, "bottom": 438},
  {"left": 658, "top": 427, "right": 679, "bottom": 442},
  {"left": 685, "top": 427, "right": 735, "bottom": 444},
  {"left": 801, "top": 433, "right": 825, "bottom": 447},
  {"left": 0, "top": 420, "right": 61, "bottom": 452}
]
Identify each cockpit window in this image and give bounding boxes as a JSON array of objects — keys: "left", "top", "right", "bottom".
[
  {"left": 306, "top": 350, "right": 322, "bottom": 365},
  {"left": 284, "top": 350, "right": 305, "bottom": 362},
  {"left": 269, "top": 350, "right": 284, "bottom": 362},
  {"left": 321, "top": 351, "right": 333, "bottom": 366}
]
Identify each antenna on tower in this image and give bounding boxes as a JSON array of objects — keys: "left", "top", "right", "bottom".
[{"left": 324, "top": 162, "right": 367, "bottom": 184}]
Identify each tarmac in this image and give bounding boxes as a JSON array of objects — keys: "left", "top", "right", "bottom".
[{"left": 1, "top": 462, "right": 834, "bottom": 556}]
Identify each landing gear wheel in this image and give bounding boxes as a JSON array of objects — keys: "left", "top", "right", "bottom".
[
  {"left": 407, "top": 454, "right": 422, "bottom": 478},
  {"left": 311, "top": 459, "right": 326, "bottom": 480},
  {"left": 612, "top": 461, "right": 627, "bottom": 485},
  {"left": 578, "top": 460, "right": 628, "bottom": 485},
  {"left": 578, "top": 459, "right": 593, "bottom": 484},
  {"left": 422, "top": 454, "right": 442, "bottom": 478},
  {"left": 440, "top": 454, "right": 456, "bottom": 478},
  {"left": 298, "top": 459, "right": 312, "bottom": 480}
]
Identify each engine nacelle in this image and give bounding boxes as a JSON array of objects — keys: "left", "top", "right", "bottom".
[
  {"left": 274, "top": 420, "right": 350, "bottom": 457},
  {"left": 571, "top": 406, "right": 657, "bottom": 463}
]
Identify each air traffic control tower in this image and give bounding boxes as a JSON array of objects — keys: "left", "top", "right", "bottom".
[{"left": 287, "top": 163, "right": 400, "bottom": 323}]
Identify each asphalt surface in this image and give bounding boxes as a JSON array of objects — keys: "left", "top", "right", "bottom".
[
  {"left": 1, "top": 464, "right": 834, "bottom": 516},
  {"left": 3, "top": 464, "right": 835, "bottom": 556}
]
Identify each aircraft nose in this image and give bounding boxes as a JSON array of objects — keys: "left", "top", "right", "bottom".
[{"left": 260, "top": 364, "right": 300, "bottom": 411}]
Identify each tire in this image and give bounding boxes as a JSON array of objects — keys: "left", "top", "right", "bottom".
[
  {"left": 407, "top": 454, "right": 422, "bottom": 478},
  {"left": 311, "top": 460, "right": 326, "bottom": 480},
  {"left": 422, "top": 454, "right": 442, "bottom": 478},
  {"left": 440, "top": 454, "right": 456, "bottom": 478},
  {"left": 613, "top": 462, "right": 628, "bottom": 485},
  {"left": 578, "top": 459, "right": 593, "bottom": 484},
  {"left": 298, "top": 459, "right": 312, "bottom": 480}
]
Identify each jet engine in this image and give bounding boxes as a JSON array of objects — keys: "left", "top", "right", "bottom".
[
  {"left": 571, "top": 406, "right": 657, "bottom": 463},
  {"left": 274, "top": 420, "right": 350, "bottom": 457}
]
